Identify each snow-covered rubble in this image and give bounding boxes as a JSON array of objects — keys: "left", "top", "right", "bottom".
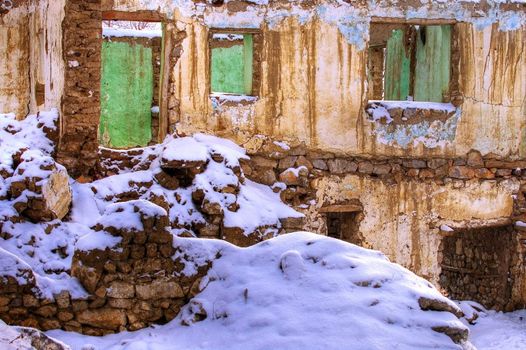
[
  {"left": 0, "top": 111, "right": 481, "bottom": 347},
  {"left": 0, "top": 320, "right": 70, "bottom": 350},
  {"left": 0, "top": 110, "right": 302, "bottom": 328},
  {"left": 49, "top": 232, "right": 473, "bottom": 350}
]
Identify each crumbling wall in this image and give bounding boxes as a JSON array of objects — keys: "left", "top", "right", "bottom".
[
  {"left": 169, "top": 7, "right": 525, "bottom": 160},
  {"left": 239, "top": 136, "right": 526, "bottom": 308},
  {"left": 0, "top": 6, "right": 30, "bottom": 118},
  {"left": 0, "top": 1, "right": 66, "bottom": 119},
  {"left": 0, "top": 201, "right": 210, "bottom": 335},
  {"left": 57, "top": 0, "right": 102, "bottom": 177}
]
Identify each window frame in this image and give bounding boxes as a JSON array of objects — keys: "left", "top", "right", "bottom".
[
  {"left": 208, "top": 28, "right": 262, "bottom": 98},
  {"left": 367, "top": 18, "right": 461, "bottom": 106}
]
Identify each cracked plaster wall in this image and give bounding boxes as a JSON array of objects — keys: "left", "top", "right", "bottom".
[{"left": 0, "top": 0, "right": 65, "bottom": 119}]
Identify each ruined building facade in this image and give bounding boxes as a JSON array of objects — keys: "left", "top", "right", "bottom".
[{"left": 1, "top": 0, "right": 525, "bottom": 311}]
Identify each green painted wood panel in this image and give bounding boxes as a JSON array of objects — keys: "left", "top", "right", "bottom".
[
  {"left": 414, "top": 25, "right": 451, "bottom": 102},
  {"left": 211, "top": 34, "right": 253, "bottom": 95},
  {"left": 384, "top": 29, "right": 411, "bottom": 101},
  {"left": 99, "top": 41, "right": 153, "bottom": 148}
]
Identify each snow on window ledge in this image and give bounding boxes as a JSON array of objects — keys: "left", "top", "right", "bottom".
[
  {"left": 102, "top": 27, "right": 163, "bottom": 39},
  {"left": 210, "top": 93, "right": 259, "bottom": 105},
  {"left": 366, "top": 100, "right": 457, "bottom": 125}
]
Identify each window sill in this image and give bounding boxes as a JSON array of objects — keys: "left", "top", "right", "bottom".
[
  {"left": 366, "top": 100, "right": 457, "bottom": 125},
  {"left": 210, "top": 93, "right": 258, "bottom": 107}
]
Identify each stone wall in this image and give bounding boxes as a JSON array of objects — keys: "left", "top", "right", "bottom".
[
  {"left": 0, "top": 200, "right": 211, "bottom": 335},
  {"left": 241, "top": 137, "right": 526, "bottom": 309},
  {"left": 439, "top": 226, "right": 514, "bottom": 311},
  {"left": 57, "top": 0, "right": 102, "bottom": 178}
]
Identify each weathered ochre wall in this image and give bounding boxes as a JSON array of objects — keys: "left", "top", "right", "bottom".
[
  {"left": 302, "top": 175, "right": 519, "bottom": 285},
  {"left": 0, "top": 7, "right": 30, "bottom": 118},
  {"left": 0, "top": 1, "right": 65, "bottom": 118},
  {"left": 173, "top": 20, "right": 525, "bottom": 160}
]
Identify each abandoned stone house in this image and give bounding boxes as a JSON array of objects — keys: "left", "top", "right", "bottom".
[{"left": 1, "top": 0, "right": 525, "bottom": 315}]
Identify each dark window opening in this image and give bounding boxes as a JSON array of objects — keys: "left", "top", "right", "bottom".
[
  {"left": 368, "top": 23, "right": 452, "bottom": 103},
  {"left": 439, "top": 225, "right": 514, "bottom": 310}
]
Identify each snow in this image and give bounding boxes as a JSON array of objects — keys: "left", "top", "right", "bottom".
[
  {"left": 212, "top": 33, "right": 244, "bottom": 41},
  {"left": 97, "top": 200, "right": 167, "bottom": 232},
  {"left": 76, "top": 230, "right": 122, "bottom": 252},
  {"left": 48, "top": 232, "right": 470, "bottom": 350},
  {"left": 224, "top": 179, "right": 302, "bottom": 233},
  {"left": 103, "top": 28, "right": 162, "bottom": 39},
  {"left": 469, "top": 309, "right": 526, "bottom": 350},
  {"left": 0, "top": 247, "right": 33, "bottom": 285},
  {"left": 210, "top": 93, "right": 258, "bottom": 103},
  {"left": 0, "top": 321, "right": 71, "bottom": 350},
  {"left": 273, "top": 140, "right": 290, "bottom": 151},
  {"left": 161, "top": 136, "right": 209, "bottom": 163},
  {"left": 368, "top": 100, "right": 457, "bottom": 113},
  {"left": 440, "top": 224, "right": 455, "bottom": 232}
]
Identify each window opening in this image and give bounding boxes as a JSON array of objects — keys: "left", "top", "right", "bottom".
[
  {"left": 99, "top": 20, "right": 163, "bottom": 148},
  {"left": 210, "top": 33, "right": 254, "bottom": 95},
  {"left": 368, "top": 23, "right": 452, "bottom": 103}
]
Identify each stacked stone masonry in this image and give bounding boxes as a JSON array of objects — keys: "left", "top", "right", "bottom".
[
  {"left": 0, "top": 201, "right": 210, "bottom": 335},
  {"left": 57, "top": 0, "right": 102, "bottom": 178}
]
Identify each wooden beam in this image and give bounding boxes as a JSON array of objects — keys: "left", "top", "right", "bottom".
[
  {"left": 158, "top": 22, "right": 173, "bottom": 142},
  {"left": 102, "top": 10, "right": 164, "bottom": 22},
  {"left": 319, "top": 204, "right": 363, "bottom": 213}
]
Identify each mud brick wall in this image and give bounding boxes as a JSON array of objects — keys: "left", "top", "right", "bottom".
[{"left": 57, "top": 0, "right": 102, "bottom": 178}]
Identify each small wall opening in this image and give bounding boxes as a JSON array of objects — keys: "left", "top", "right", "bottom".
[
  {"left": 322, "top": 204, "right": 364, "bottom": 245},
  {"left": 439, "top": 225, "right": 514, "bottom": 310},
  {"left": 99, "top": 19, "right": 163, "bottom": 148}
]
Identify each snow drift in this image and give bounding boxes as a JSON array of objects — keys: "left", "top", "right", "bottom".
[{"left": 49, "top": 232, "right": 473, "bottom": 350}]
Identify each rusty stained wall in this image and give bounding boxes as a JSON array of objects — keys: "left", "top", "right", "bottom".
[
  {"left": 302, "top": 175, "right": 519, "bottom": 288},
  {"left": 0, "top": 1, "right": 65, "bottom": 118},
  {"left": 0, "top": 6, "right": 30, "bottom": 118},
  {"left": 172, "top": 19, "right": 526, "bottom": 160}
]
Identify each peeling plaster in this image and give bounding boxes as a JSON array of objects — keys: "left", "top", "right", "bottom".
[{"left": 369, "top": 108, "right": 462, "bottom": 149}]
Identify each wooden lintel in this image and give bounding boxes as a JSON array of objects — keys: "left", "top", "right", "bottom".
[
  {"left": 371, "top": 17, "right": 457, "bottom": 25},
  {"left": 319, "top": 204, "right": 363, "bottom": 214},
  {"left": 102, "top": 10, "right": 164, "bottom": 22}
]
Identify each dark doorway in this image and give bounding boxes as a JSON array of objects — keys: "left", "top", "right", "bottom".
[
  {"left": 324, "top": 206, "right": 364, "bottom": 245},
  {"left": 439, "top": 225, "right": 514, "bottom": 310}
]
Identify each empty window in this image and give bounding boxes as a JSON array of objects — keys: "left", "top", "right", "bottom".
[
  {"left": 210, "top": 33, "right": 254, "bottom": 95},
  {"left": 368, "top": 24, "right": 452, "bottom": 103}
]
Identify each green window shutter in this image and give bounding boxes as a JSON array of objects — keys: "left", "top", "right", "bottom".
[
  {"left": 414, "top": 25, "right": 451, "bottom": 102},
  {"left": 243, "top": 34, "right": 254, "bottom": 95},
  {"left": 100, "top": 41, "right": 153, "bottom": 148},
  {"left": 211, "top": 34, "right": 253, "bottom": 95},
  {"left": 384, "top": 29, "right": 411, "bottom": 101}
]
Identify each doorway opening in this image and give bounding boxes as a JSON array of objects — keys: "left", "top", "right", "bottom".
[
  {"left": 321, "top": 203, "right": 364, "bottom": 245},
  {"left": 99, "top": 15, "right": 164, "bottom": 149},
  {"left": 438, "top": 225, "right": 514, "bottom": 310}
]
